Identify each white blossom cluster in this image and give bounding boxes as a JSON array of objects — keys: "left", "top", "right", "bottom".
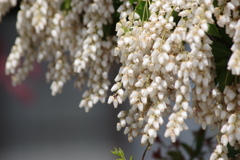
[
  {"left": 4, "top": 0, "right": 116, "bottom": 112},
  {"left": 0, "top": 0, "right": 17, "bottom": 22},
  {"left": 209, "top": 85, "right": 240, "bottom": 160},
  {"left": 215, "top": 0, "right": 240, "bottom": 75},
  {"left": 110, "top": 0, "right": 214, "bottom": 143},
  {"left": 107, "top": 0, "right": 240, "bottom": 159},
  {"left": 3, "top": 0, "right": 240, "bottom": 159}
]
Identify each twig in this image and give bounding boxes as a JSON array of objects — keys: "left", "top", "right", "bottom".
[{"left": 142, "top": 143, "right": 150, "bottom": 160}]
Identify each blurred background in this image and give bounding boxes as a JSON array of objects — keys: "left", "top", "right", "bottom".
[{"left": 0, "top": 4, "right": 216, "bottom": 160}]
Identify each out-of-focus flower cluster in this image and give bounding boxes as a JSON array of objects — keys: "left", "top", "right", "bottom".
[
  {"left": 4, "top": 0, "right": 115, "bottom": 112},
  {"left": 2, "top": 0, "right": 240, "bottom": 159},
  {"left": 0, "top": 0, "right": 17, "bottom": 22}
]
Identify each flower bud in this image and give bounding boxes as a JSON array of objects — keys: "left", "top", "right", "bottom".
[
  {"left": 228, "top": 114, "right": 237, "bottom": 124},
  {"left": 209, "top": 152, "right": 218, "bottom": 160},
  {"left": 117, "top": 111, "right": 126, "bottom": 118},
  {"left": 221, "top": 135, "right": 228, "bottom": 146},
  {"left": 117, "top": 123, "right": 122, "bottom": 131},
  {"left": 141, "top": 134, "right": 148, "bottom": 145},
  {"left": 124, "top": 127, "right": 130, "bottom": 135}
]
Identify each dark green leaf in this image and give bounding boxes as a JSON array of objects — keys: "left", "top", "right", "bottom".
[
  {"left": 136, "top": 1, "right": 150, "bottom": 21},
  {"left": 227, "top": 144, "right": 240, "bottom": 158},
  {"left": 213, "top": 40, "right": 232, "bottom": 88},
  {"left": 103, "top": 24, "right": 112, "bottom": 37},
  {"left": 215, "top": 58, "right": 228, "bottom": 67},
  {"left": 172, "top": 10, "right": 178, "bottom": 18},
  {"left": 211, "top": 41, "right": 231, "bottom": 58},
  {"left": 215, "top": 67, "right": 223, "bottom": 84},
  {"left": 172, "top": 11, "right": 181, "bottom": 24},
  {"left": 60, "top": 0, "right": 72, "bottom": 14},
  {"left": 129, "top": 0, "right": 138, "bottom": 5},
  {"left": 213, "top": 0, "right": 218, "bottom": 7},
  {"left": 218, "top": 69, "right": 234, "bottom": 92},
  {"left": 181, "top": 143, "right": 195, "bottom": 158},
  {"left": 194, "top": 128, "right": 205, "bottom": 157},
  {"left": 218, "top": 26, "right": 233, "bottom": 48},
  {"left": 207, "top": 24, "right": 221, "bottom": 38}
]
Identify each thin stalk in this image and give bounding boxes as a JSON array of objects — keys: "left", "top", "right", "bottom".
[{"left": 142, "top": 143, "right": 150, "bottom": 160}]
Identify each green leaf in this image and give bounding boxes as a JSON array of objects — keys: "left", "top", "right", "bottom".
[
  {"left": 215, "top": 58, "right": 228, "bottom": 67},
  {"left": 135, "top": 1, "right": 150, "bottom": 21},
  {"left": 218, "top": 69, "right": 234, "bottom": 92},
  {"left": 172, "top": 11, "right": 181, "bottom": 25},
  {"left": 213, "top": 0, "right": 218, "bottom": 7},
  {"left": 227, "top": 144, "right": 240, "bottom": 158},
  {"left": 211, "top": 41, "right": 231, "bottom": 58},
  {"left": 111, "top": 151, "right": 119, "bottom": 156},
  {"left": 111, "top": 147, "right": 120, "bottom": 156},
  {"left": 212, "top": 40, "right": 233, "bottom": 90},
  {"left": 218, "top": 26, "right": 233, "bottom": 48},
  {"left": 215, "top": 66, "right": 223, "bottom": 84},
  {"left": 194, "top": 128, "right": 205, "bottom": 157},
  {"left": 207, "top": 24, "right": 221, "bottom": 38},
  {"left": 111, "top": 147, "right": 126, "bottom": 159},
  {"left": 130, "top": 155, "right": 134, "bottom": 160},
  {"left": 118, "top": 148, "right": 125, "bottom": 158},
  {"left": 129, "top": 0, "right": 138, "bottom": 5},
  {"left": 103, "top": 23, "right": 113, "bottom": 38},
  {"left": 61, "top": 0, "right": 72, "bottom": 14},
  {"left": 181, "top": 143, "right": 194, "bottom": 158}
]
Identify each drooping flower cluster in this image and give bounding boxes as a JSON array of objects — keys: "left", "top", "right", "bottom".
[
  {"left": 215, "top": 0, "right": 240, "bottom": 75},
  {"left": 2, "top": 0, "right": 240, "bottom": 159},
  {"left": 4, "top": 0, "right": 115, "bottom": 112},
  {"left": 107, "top": 0, "right": 240, "bottom": 159},
  {"left": 109, "top": 0, "right": 215, "bottom": 145}
]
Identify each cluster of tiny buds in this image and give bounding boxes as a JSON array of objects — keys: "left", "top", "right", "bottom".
[
  {"left": 213, "top": 0, "right": 240, "bottom": 75},
  {"left": 165, "top": 111, "right": 188, "bottom": 143},
  {"left": 210, "top": 143, "right": 228, "bottom": 160},
  {"left": 30, "top": 0, "right": 48, "bottom": 34},
  {"left": 214, "top": 85, "right": 240, "bottom": 152},
  {"left": 76, "top": 0, "right": 115, "bottom": 112},
  {"left": 203, "top": 85, "right": 240, "bottom": 160},
  {"left": 4, "top": 0, "right": 116, "bottom": 113},
  {"left": 111, "top": 0, "right": 214, "bottom": 146},
  {"left": 46, "top": 51, "right": 72, "bottom": 96},
  {"left": 109, "top": 1, "right": 240, "bottom": 160}
]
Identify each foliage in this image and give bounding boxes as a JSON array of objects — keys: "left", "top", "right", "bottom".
[
  {"left": 111, "top": 147, "right": 134, "bottom": 160},
  {"left": 60, "top": 0, "right": 72, "bottom": 14}
]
